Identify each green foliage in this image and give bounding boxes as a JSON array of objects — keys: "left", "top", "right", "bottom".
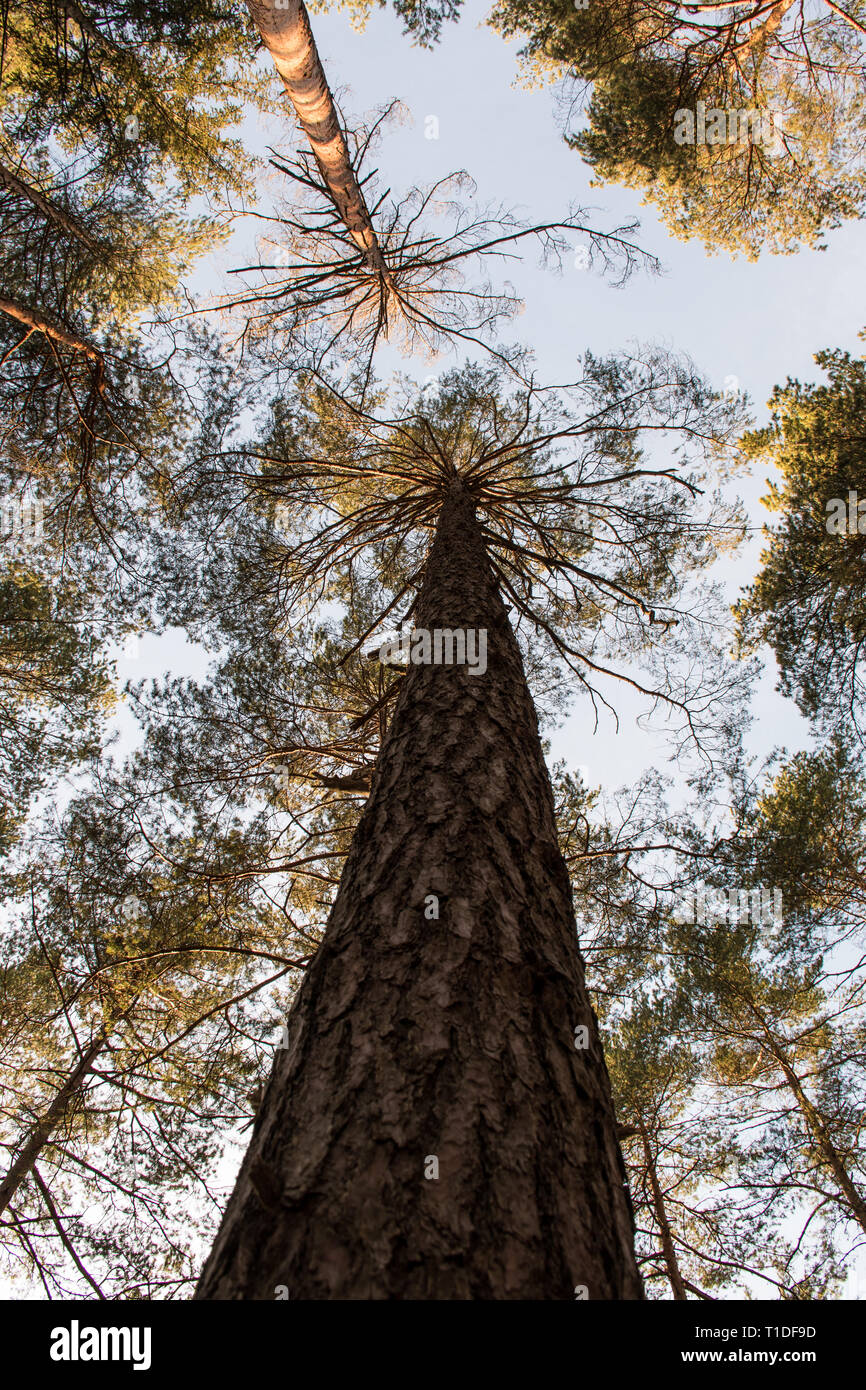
[
  {"left": 0, "top": 1, "right": 266, "bottom": 200},
  {"left": 735, "top": 339, "right": 866, "bottom": 732},
  {"left": 0, "top": 564, "right": 114, "bottom": 854},
  {"left": 2, "top": 0, "right": 864, "bottom": 1301},
  {"left": 0, "top": 0, "right": 272, "bottom": 502},
  {"left": 0, "top": 786, "right": 310, "bottom": 1296},
  {"left": 488, "top": 0, "right": 866, "bottom": 255},
  {"left": 311, "top": 0, "right": 462, "bottom": 47}
]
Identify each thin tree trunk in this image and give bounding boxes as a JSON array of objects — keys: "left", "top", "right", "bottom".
[
  {"left": 0, "top": 161, "right": 100, "bottom": 253},
  {"left": 736, "top": 0, "right": 797, "bottom": 52},
  {"left": 639, "top": 1123, "right": 688, "bottom": 1300},
  {"left": 744, "top": 999, "right": 866, "bottom": 1234},
  {"left": 57, "top": 0, "right": 109, "bottom": 48},
  {"left": 0, "top": 295, "right": 103, "bottom": 372},
  {"left": 0, "top": 1031, "right": 107, "bottom": 1218},
  {"left": 196, "top": 481, "right": 643, "bottom": 1300},
  {"left": 765, "top": 1033, "right": 866, "bottom": 1234},
  {"left": 245, "top": 0, "right": 388, "bottom": 272}
]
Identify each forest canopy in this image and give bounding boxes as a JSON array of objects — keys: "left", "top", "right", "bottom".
[{"left": 0, "top": 0, "right": 863, "bottom": 1305}]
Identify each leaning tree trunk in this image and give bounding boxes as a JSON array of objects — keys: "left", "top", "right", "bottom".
[
  {"left": 0, "top": 296, "right": 104, "bottom": 372},
  {"left": 0, "top": 1030, "right": 108, "bottom": 1219},
  {"left": 639, "top": 1123, "right": 688, "bottom": 1300},
  {"left": 245, "top": 0, "right": 388, "bottom": 273},
  {"left": 0, "top": 162, "right": 99, "bottom": 253},
  {"left": 196, "top": 482, "right": 643, "bottom": 1300},
  {"left": 767, "top": 1033, "right": 866, "bottom": 1235}
]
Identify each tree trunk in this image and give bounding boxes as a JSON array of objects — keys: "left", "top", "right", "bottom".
[
  {"left": 196, "top": 481, "right": 643, "bottom": 1300},
  {"left": 245, "top": 0, "right": 388, "bottom": 273},
  {"left": 744, "top": 1000, "right": 866, "bottom": 1234},
  {"left": 0, "top": 1031, "right": 107, "bottom": 1218},
  {"left": 58, "top": 0, "right": 111, "bottom": 49},
  {"left": 737, "top": 0, "right": 797, "bottom": 53},
  {"left": 0, "top": 295, "right": 104, "bottom": 373},
  {"left": 0, "top": 161, "right": 100, "bottom": 253},
  {"left": 769, "top": 1038, "right": 866, "bottom": 1235},
  {"left": 640, "top": 1123, "right": 688, "bottom": 1300}
]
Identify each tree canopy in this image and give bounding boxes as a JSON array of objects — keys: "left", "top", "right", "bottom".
[
  {"left": 735, "top": 335, "right": 866, "bottom": 734},
  {"left": 1, "top": 0, "right": 865, "bottom": 1304},
  {"left": 487, "top": 0, "right": 866, "bottom": 256}
]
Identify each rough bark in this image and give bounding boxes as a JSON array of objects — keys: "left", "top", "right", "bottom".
[
  {"left": 244, "top": 0, "right": 388, "bottom": 272},
  {"left": 196, "top": 482, "right": 643, "bottom": 1300},
  {"left": 314, "top": 768, "right": 374, "bottom": 791}
]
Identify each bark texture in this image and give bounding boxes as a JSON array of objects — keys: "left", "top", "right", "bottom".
[
  {"left": 245, "top": 0, "right": 388, "bottom": 271},
  {"left": 196, "top": 484, "right": 643, "bottom": 1300}
]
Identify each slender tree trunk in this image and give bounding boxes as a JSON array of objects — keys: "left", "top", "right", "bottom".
[
  {"left": 767, "top": 1036, "right": 866, "bottom": 1234},
  {"left": 737, "top": 0, "right": 797, "bottom": 52},
  {"left": 639, "top": 1123, "right": 688, "bottom": 1300},
  {"left": 0, "top": 295, "right": 103, "bottom": 372},
  {"left": 745, "top": 1000, "right": 866, "bottom": 1233},
  {"left": 58, "top": 0, "right": 109, "bottom": 48},
  {"left": 196, "top": 482, "right": 643, "bottom": 1300},
  {"left": 0, "top": 161, "right": 100, "bottom": 253},
  {"left": 0, "top": 1031, "right": 107, "bottom": 1218},
  {"left": 245, "top": 0, "right": 388, "bottom": 272}
]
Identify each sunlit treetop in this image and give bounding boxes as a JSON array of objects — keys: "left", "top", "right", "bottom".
[
  {"left": 309, "top": 0, "right": 463, "bottom": 47},
  {"left": 735, "top": 337, "right": 866, "bottom": 734},
  {"left": 209, "top": 355, "right": 748, "bottom": 754},
  {"left": 487, "top": 0, "right": 866, "bottom": 256},
  {"left": 0, "top": 1, "right": 271, "bottom": 200}
]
